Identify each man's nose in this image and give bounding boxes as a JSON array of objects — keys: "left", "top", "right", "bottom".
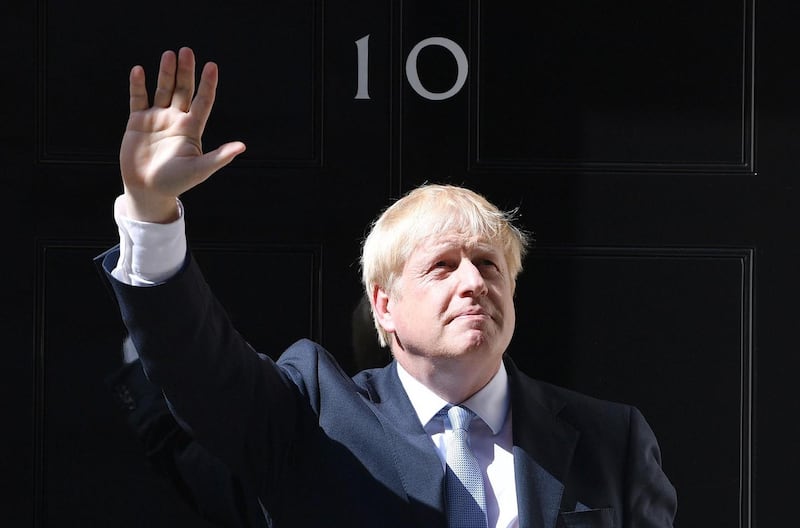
[{"left": 457, "top": 259, "right": 488, "bottom": 297}]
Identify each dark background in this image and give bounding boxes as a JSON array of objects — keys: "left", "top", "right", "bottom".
[{"left": 2, "top": 0, "right": 795, "bottom": 525}]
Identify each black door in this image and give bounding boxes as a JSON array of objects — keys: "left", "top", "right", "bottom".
[{"left": 2, "top": 0, "right": 794, "bottom": 525}]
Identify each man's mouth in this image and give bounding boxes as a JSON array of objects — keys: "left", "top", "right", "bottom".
[{"left": 449, "top": 307, "right": 490, "bottom": 322}]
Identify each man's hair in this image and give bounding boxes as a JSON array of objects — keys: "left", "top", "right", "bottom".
[{"left": 361, "top": 184, "right": 530, "bottom": 347}]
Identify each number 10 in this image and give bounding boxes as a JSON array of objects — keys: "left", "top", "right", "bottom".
[{"left": 355, "top": 35, "right": 469, "bottom": 101}]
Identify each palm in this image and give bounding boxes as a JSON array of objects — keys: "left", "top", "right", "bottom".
[{"left": 122, "top": 108, "right": 204, "bottom": 196}]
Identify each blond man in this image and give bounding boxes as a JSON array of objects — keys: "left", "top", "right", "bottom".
[{"left": 100, "top": 47, "right": 676, "bottom": 528}]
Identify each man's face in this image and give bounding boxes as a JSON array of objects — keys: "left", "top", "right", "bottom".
[{"left": 379, "top": 232, "right": 516, "bottom": 369}]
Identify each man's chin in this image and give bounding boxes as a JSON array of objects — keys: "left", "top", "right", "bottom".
[{"left": 449, "top": 332, "right": 498, "bottom": 356}]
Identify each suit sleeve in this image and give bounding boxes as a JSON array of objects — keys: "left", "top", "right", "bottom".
[
  {"left": 106, "top": 359, "right": 268, "bottom": 528},
  {"left": 98, "top": 247, "right": 307, "bottom": 502},
  {"left": 624, "top": 407, "right": 677, "bottom": 527}
]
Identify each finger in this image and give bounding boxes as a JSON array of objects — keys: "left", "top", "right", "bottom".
[
  {"left": 129, "top": 65, "right": 149, "bottom": 113},
  {"left": 189, "top": 141, "right": 247, "bottom": 185},
  {"left": 187, "top": 61, "right": 219, "bottom": 132},
  {"left": 171, "top": 47, "right": 196, "bottom": 113},
  {"left": 153, "top": 50, "right": 177, "bottom": 108}
]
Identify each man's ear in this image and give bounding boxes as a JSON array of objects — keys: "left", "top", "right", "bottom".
[{"left": 372, "top": 285, "right": 396, "bottom": 333}]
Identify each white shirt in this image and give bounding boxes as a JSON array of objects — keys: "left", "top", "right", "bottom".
[
  {"left": 111, "top": 195, "right": 186, "bottom": 286},
  {"left": 397, "top": 363, "right": 519, "bottom": 528},
  {"left": 112, "top": 197, "right": 519, "bottom": 526}
]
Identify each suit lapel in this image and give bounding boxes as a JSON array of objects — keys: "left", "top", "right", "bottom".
[
  {"left": 362, "top": 358, "right": 579, "bottom": 528},
  {"left": 365, "top": 361, "right": 447, "bottom": 527},
  {"left": 506, "top": 357, "right": 579, "bottom": 528}
]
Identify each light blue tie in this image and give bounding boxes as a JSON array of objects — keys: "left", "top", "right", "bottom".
[{"left": 445, "top": 405, "right": 488, "bottom": 528}]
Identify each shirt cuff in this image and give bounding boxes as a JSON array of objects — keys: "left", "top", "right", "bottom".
[{"left": 111, "top": 195, "right": 187, "bottom": 286}]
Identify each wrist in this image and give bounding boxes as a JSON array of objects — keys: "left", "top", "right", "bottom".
[{"left": 120, "top": 191, "right": 180, "bottom": 224}]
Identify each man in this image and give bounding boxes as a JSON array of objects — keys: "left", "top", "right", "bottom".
[{"left": 100, "top": 47, "right": 677, "bottom": 527}]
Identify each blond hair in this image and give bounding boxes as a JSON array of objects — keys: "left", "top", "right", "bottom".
[{"left": 361, "top": 184, "right": 529, "bottom": 347}]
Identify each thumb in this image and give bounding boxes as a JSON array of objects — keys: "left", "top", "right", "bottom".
[{"left": 192, "top": 141, "right": 247, "bottom": 183}]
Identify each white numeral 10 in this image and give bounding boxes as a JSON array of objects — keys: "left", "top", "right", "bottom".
[{"left": 355, "top": 35, "right": 469, "bottom": 101}]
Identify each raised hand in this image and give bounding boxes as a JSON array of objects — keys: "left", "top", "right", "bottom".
[{"left": 119, "top": 47, "right": 246, "bottom": 223}]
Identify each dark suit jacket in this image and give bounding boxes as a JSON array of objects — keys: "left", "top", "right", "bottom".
[
  {"left": 107, "top": 359, "right": 269, "bottom": 527},
  {"left": 100, "top": 248, "right": 676, "bottom": 528}
]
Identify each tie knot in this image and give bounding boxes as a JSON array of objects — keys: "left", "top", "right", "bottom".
[{"left": 447, "top": 405, "right": 475, "bottom": 432}]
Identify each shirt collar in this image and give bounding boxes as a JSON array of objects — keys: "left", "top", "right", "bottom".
[{"left": 396, "top": 361, "right": 510, "bottom": 435}]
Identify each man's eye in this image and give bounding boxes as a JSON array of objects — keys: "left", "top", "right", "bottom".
[{"left": 432, "top": 259, "right": 458, "bottom": 271}]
